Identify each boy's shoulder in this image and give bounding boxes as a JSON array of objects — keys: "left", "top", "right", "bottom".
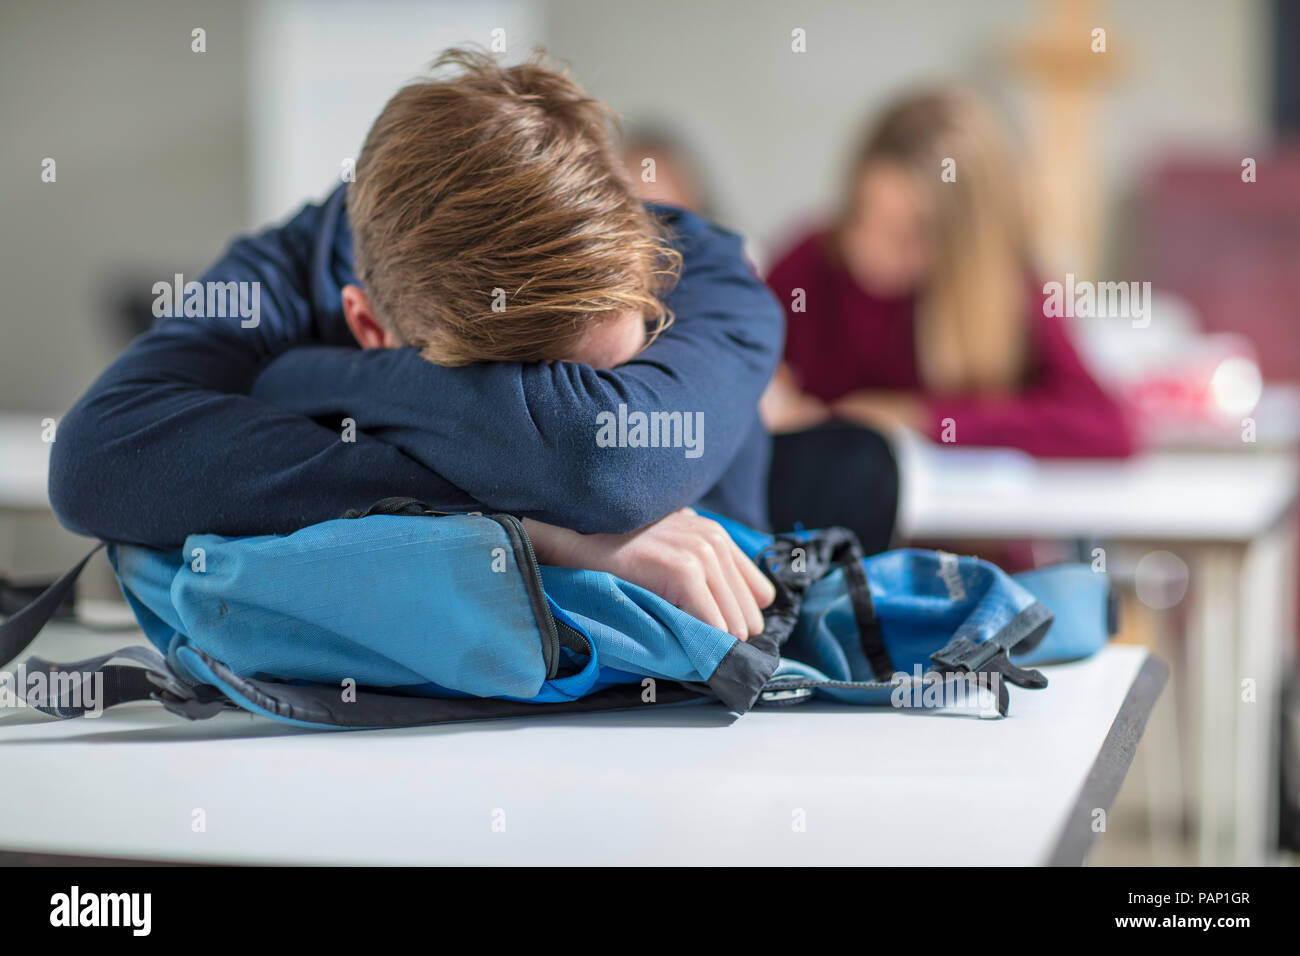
[{"left": 644, "top": 202, "right": 747, "bottom": 263}]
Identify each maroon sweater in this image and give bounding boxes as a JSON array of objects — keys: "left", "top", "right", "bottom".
[{"left": 766, "top": 231, "right": 1135, "bottom": 458}]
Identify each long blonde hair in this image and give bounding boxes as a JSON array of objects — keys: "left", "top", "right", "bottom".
[{"left": 841, "top": 89, "right": 1030, "bottom": 394}]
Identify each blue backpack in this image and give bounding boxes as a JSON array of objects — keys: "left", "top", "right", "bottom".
[{"left": 0, "top": 498, "right": 1116, "bottom": 728}]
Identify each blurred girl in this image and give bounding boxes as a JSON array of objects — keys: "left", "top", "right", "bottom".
[{"left": 763, "top": 88, "right": 1135, "bottom": 458}]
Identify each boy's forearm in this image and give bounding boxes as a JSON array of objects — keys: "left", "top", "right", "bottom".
[
  {"left": 52, "top": 197, "right": 779, "bottom": 542},
  {"left": 48, "top": 325, "right": 472, "bottom": 548},
  {"left": 249, "top": 210, "right": 783, "bottom": 533},
  {"left": 248, "top": 346, "right": 700, "bottom": 532},
  {"left": 45, "top": 190, "right": 428, "bottom": 547}
]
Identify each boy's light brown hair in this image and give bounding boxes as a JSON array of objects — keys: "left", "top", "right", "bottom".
[{"left": 348, "top": 48, "right": 680, "bottom": 366}]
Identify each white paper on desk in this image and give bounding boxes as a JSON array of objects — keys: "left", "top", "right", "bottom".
[{"left": 891, "top": 427, "right": 1038, "bottom": 493}]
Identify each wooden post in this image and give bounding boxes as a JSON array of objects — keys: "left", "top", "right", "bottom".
[{"left": 1005, "top": 0, "right": 1125, "bottom": 277}]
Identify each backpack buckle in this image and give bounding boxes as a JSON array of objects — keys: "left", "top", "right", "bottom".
[
  {"left": 145, "top": 671, "right": 229, "bottom": 720},
  {"left": 931, "top": 636, "right": 999, "bottom": 674},
  {"left": 932, "top": 637, "right": 1047, "bottom": 687},
  {"left": 758, "top": 685, "right": 815, "bottom": 706},
  {"left": 931, "top": 636, "right": 1048, "bottom": 717}
]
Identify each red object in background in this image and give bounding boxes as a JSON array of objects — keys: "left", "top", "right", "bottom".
[
  {"left": 1143, "top": 145, "right": 1300, "bottom": 381},
  {"left": 1145, "top": 146, "right": 1300, "bottom": 653},
  {"left": 1126, "top": 332, "right": 1261, "bottom": 433}
]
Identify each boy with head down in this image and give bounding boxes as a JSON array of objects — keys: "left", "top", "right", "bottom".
[{"left": 51, "top": 50, "right": 782, "bottom": 639}]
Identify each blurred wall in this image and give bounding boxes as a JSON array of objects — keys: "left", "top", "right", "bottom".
[
  {"left": 246, "top": 0, "right": 544, "bottom": 227},
  {"left": 0, "top": 0, "right": 1273, "bottom": 417},
  {"left": 547, "top": 0, "right": 1270, "bottom": 269},
  {"left": 0, "top": 0, "right": 250, "bottom": 414}
]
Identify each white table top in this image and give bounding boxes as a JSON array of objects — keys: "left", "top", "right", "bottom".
[
  {"left": 1147, "top": 383, "right": 1300, "bottom": 451},
  {"left": 895, "top": 430, "right": 1299, "bottom": 543},
  {"left": 0, "top": 626, "right": 1157, "bottom": 865}
]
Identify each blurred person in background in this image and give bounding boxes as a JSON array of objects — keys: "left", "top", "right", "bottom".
[
  {"left": 621, "top": 126, "right": 713, "bottom": 217},
  {"left": 762, "top": 89, "right": 1135, "bottom": 548}
]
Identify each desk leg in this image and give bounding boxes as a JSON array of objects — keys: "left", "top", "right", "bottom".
[
  {"left": 1189, "top": 545, "right": 1241, "bottom": 865},
  {"left": 1142, "top": 604, "right": 1187, "bottom": 863},
  {"left": 1188, "top": 524, "right": 1296, "bottom": 866},
  {"left": 1233, "top": 521, "right": 1296, "bottom": 864}
]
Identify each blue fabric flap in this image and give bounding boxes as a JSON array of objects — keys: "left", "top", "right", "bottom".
[{"left": 116, "top": 514, "right": 551, "bottom": 700}]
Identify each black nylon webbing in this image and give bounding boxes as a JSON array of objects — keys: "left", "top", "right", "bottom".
[
  {"left": 0, "top": 543, "right": 170, "bottom": 717},
  {"left": 0, "top": 543, "right": 102, "bottom": 669},
  {"left": 832, "top": 536, "right": 893, "bottom": 682}
]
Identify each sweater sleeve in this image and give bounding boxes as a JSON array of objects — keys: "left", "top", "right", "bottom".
[
  {"left": 923, "top": 306, "right": 1137, "bottom": 458},
  {"left": 248, "top": 207, "right": 785, "bottom": 534},
  {"left": 47, "top": 191, "right": 469, "bottom": 548}
]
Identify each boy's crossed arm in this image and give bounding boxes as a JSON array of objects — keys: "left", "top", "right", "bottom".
[
  {"left": 47, "top": 193, "right": 472, "bottom": 548},
  {"left": 247, "top": 205, "right": 781, "bottom": 534}
]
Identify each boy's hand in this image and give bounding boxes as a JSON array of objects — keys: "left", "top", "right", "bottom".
[{"left": 523, "top": 510, "right": 775, "bottom": 641}]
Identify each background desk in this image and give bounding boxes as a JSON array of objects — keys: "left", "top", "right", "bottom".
[
  {"left": 0, "top": 413, "right": 52, "bottom": 512},
  {"left": 895, "top": 433, "right": 1299, "bottom": 864},
  {"left": 0, "top": 626, "right": 1161, "bottom": 866}
]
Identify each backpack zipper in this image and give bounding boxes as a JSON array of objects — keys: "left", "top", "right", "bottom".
[
  {"left": 488, "top": 514, "right": 590, "bottom": 679},
  {"left": 340, "top": 501, "right": 591, "bottom": 681}
]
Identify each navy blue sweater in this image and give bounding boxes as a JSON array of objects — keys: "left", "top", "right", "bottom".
[{"left": 49, "top": 187, "right": 782, "bottom": 548}]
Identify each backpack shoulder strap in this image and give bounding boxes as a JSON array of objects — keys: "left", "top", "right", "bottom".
[
  {"left": 176, "top": 643, "right": 714, "bottom": 730},
  {"left": 0, "top": 543, "right": 103, "bottom": 669},
  {"left": 0, "top": 544, "right": 186, "bottom": 716}
]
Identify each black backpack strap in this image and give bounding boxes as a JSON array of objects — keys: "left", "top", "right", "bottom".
[
  {"left": 758, "top": 527, "right": 894, "bottom": 683},
  {"left": 824, "top": 529, "right": 893, "bottom": 682},
  {"left": 182, "top": 645, "right": 713, "bottom": 729},
  {"left": 0, "top": 543, "right": 103, "bottom": 670},
  {"left": 16, "top": 645, "right": 183, "bottom": 717},
  {"left": 0, "top": 544, "right": 208, "bottom": 718}
]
